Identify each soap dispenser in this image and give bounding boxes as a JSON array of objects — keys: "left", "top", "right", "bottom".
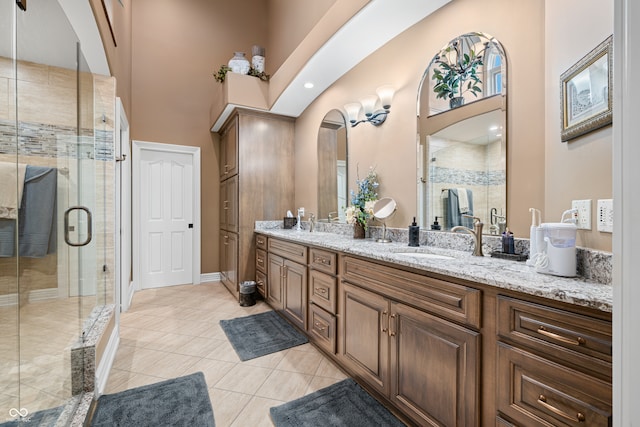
[
  {"left": 408, "top": 217, "right": 420, "bottom": 247},
  {"left": 431, "top": 216, "right": 441, "bottom": 230}
]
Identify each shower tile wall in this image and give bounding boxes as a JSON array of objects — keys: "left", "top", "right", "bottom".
[
  {"left": 0, "top": 55, "right": 116, "bottom": 416},
  {"left": 430, "top": 139, "right": 505, "bottom": 229}
]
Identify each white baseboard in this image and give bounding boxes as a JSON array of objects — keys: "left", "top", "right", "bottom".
[
  {"left": 29, "top": 288, "right": 59, "bottom": 303},
  {"left": 200, "top": 272, "right": 221, "bottom": 283},
  {"left": 95, "top": 325, "right": 119, "bottom": 398},
  {"left": 0, "top": 293, "right": 18, "bottom": 307}
]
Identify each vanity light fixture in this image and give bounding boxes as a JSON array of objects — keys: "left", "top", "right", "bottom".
[{"left": 344, "top": 85, "right": 394, "bottom": 127}]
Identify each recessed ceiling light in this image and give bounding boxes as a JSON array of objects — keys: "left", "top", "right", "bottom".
[{"left": 304, "top": 82, "right": 314, "bottom": 89}]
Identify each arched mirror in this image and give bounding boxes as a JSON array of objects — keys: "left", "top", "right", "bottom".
[
  {"left": 417, "top": 32, "right": 507, "bottom": 234},
  {"left": 317, "top": 109, "right": 348, "bottom": 222}
]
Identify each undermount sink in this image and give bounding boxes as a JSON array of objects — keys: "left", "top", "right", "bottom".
[{"left": 393, "top": 252, "right": 455, "bottom": 261}]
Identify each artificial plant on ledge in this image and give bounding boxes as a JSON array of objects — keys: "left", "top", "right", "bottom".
[
  {"left": 213, "top": 65, "right": 270, "bottom": 83},
  {"left": 432, "top": 39, "right": 485, "bottom": 108}
]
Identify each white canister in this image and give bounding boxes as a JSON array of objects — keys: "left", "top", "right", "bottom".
[
  {"left": 251, "top": 45, "right": 265, "bottom": 73},
  {"left": 228, "top": 52, "right": 250, "bottom": 75}
]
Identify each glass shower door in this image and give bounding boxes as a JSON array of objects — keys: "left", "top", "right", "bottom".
[{"left": 0, "top": 1, "right": 107, "bottom": 424}]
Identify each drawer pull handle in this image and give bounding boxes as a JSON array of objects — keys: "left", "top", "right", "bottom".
[
  {"left": 315, "top": 287, "right": 327, "bottom": 294},
  {"left": 538, "top": 394, "right": 586, "bottom": 423},
  {"left": 381, "top": 310, "right": 389, "bottom": 333},
  {"left": 257, "top": 258, "right": 264, "bottom": 265},
  {"left": 314, "top": 256, "right": 330, "bottom": 265},
  {"left": 538, "top": 326, "right": 586, "bottom": 346},
  {"left": 314, "top": 321, "right": 326, "bottom": 332}
]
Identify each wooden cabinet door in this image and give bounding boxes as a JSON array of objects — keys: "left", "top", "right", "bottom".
[
  {"left": 390, "top": 301, "right": 480, "bottom": 427},
  {"left": 339, "top": 282, "right": 390, "bottom": 396},
  {"left": 221, "top": 232, "right": 238, "bottom": 295},
  {"left": 282, "top": 259, "right": 307, "bottom": 330},
  {"left": 220, "top": 116, "right": 238, "bottom": 179},
  {"left": 220, "top": 175, "right": 238, "bottom": 233},
  {"left": 267, "top": 253, "right": 284, "bottom": 310}
]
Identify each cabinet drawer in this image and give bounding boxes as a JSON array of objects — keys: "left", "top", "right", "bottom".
[
  {"left": 256, "top": 248, "right": 267, "bottom": 273},
  {"left": 255, "top": 234, "right": 268, "bottom": 250},
  {"left": 342, "top": 256, "right": 481, "bottom": 328},
  {"left": 309, "top": 270, "right": 337, "bottom": 314},
  {"left": 497, "top": 296, "right": 612, "bottom": 379},
  {"left": 497, "top": 343, "right": 612, "bottom": 427},
  {"left": 268, "top": 238, "right": 307, "bottom": 264},
  {"left": 255, "top": 269, "right": 267, "bottom": 299},
  {"left": 309, "top": 248, "right": 337, "bottom": 275},
  {"left": 308, "top": 303, "right": 336, "bottom": 354}
]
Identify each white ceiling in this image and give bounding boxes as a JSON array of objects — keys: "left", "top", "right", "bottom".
[{"left": 270, "top": 0, "right": 451, "bottom": 118}]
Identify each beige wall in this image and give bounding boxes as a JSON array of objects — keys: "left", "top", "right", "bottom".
[
  {"left": 545, "top": 0, "right": 613, "bottom": 251},
  {"left": 129, "top": 0, "right": 267, "bottom": 273},
  {"left": 295, "top": 0, "right": 546, "bottom": 242},
  {"left": 266, "top": 0, "right": 336, "bottom": 74}
]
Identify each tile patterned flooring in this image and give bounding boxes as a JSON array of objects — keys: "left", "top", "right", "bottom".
[{"left": 105, "top": 282, "right": 348, "bottom": 427}]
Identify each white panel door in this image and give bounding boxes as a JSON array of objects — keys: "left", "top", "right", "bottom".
[{"left": 140, "top": 149, "right": 193, "bottom": 288}]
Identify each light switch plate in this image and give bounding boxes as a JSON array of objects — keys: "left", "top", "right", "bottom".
[
  {"left": 597, "top": 199, "right": 613, "bottom": 233},
  {"left": 571, "top": 199, "right": 592, "bottom": 230}
]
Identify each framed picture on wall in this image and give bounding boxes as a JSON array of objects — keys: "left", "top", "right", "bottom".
[{"left": 560, "top": 35, "right": 613, "bottom": 142}]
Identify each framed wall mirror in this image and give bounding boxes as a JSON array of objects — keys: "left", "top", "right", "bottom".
[
  {"left": 417, "top": 32, "right": 507, "bottom": 234},
  {"left": 317, "top": 109, "right": 348, "bottom": 222}
]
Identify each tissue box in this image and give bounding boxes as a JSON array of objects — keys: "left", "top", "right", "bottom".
[{"left": 283, "top": 217, "right": 297, "bottom": 229}]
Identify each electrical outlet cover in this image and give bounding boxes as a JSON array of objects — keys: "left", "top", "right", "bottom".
[{"left": 571, "top": 199, "right": 592, "bottom": 230}]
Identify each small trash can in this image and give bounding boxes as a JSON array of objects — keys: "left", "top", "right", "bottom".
[{"left": 239, "top": 281, "right": 257, "bottom": 307}]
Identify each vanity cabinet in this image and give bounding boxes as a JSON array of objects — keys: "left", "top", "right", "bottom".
[
  {"left": 267, "top": 239, "right": 308, "bottom": 330},
  {"left": 255, "top": 232, "right": 613, "bottom": 426},
  {"left": 340, "top": 256, "right": 481, "bottom": 426},
  {"left": 496, "top": 296, "right": 612, "bottom": 426},
  {"left": 308, "top": 248, "right": 339, "bottom": 354},
  {"left": 218, "top": 109, "right": 294, "bottom": 297}
]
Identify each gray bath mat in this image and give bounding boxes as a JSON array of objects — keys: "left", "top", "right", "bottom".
[
  {"left": 270, "top": 378, "right": 406, "bottom": 426},
  {"left": 219, "top": 311, "right": 308, "bottom": 361},
  {"left": 90, "top": 372, "right": 214, "bottom": 427}
]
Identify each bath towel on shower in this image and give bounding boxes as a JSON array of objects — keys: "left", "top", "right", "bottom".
[
  {"left": 0, "top": 162, "right": 27, "bottom": 219},
  {"left": 0, "top": 165, "right": 57, "bottom": 258},
  {"left": 447, "top": 189, "right": 474, "bottom": 229},
  {"left": 457, "top": 187, "right": 470, "bottom": 214}
]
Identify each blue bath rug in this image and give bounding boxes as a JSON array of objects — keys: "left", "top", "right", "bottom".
[
  {"left": 219, "top": 311, "right": 308, "bottom": 361},
  {"left": 90, "top": 372, "right": 214, "bottom": 427},
  {"left": 270, "top": 378, "right": 406, "bottom": 426}
]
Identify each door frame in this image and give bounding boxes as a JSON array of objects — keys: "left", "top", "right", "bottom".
[
  {"left": 115, "top": 98, "right": 132, "bottom": 312},
  {"left": 132, "top": 140, "right": 201, "bottom": 290}
]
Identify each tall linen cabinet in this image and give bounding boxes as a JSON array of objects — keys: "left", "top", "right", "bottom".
[{"left": 218, "top": 108, "right": 295, "bottom": 297}]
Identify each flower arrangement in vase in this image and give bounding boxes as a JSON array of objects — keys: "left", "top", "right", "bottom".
[{"left": 344, "top": 167, "right": 379, "bottom": 238}]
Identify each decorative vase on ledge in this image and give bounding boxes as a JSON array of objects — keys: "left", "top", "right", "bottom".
[
  {"left": 353, "top": 222, "right": 366, "bottom": 239},
  {"left": 449, "top": 96, "right": 465, "bottom": 109},
  {"left": 228, "top": 52, "right": 250, "bottom": 75}
]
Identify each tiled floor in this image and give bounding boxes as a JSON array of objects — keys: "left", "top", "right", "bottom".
[{"left": 105, "top": 282, "right": 348, "bottom": 427}]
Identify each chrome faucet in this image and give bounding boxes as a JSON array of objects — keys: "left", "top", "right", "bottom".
[
  {"left": 328, "top": 211, "right": 339, "bottom": 222},
  {"left": 451, "top": 215, "right": 484, "bottom": 256},
  {"left": 309, "top": 213, "right": 316, "bottom": 233}
]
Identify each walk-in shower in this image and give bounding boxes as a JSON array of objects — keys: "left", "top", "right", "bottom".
[{"left": 0, "top": 1, "right": 115, "bottom": 424}]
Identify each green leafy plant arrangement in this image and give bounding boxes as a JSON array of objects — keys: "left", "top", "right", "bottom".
[
  {"left": 432, "top": 40, "right": 484, "bottom": 103},
  {"left": 213, "top": 65, "right": 270, "bottom": 83}
]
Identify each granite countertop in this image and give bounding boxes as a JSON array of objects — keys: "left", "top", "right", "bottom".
[{"left": 255, "top": 226, "right": 613, "bottom": 313}]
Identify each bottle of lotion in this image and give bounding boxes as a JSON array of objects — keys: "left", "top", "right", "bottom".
[{"left": 527, "top": 208, "right": 541, "bottom": 266}]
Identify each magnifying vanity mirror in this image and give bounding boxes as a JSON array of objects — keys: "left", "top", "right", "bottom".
[
  {"left": 373, "top": 197, "right": 397, "bottom": 243},
  {"left": 417, "top": 32, "right": 507, "bottom": 235},
  {"left": 317, "top": 109, "right": 348, "bottom": 222}
]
